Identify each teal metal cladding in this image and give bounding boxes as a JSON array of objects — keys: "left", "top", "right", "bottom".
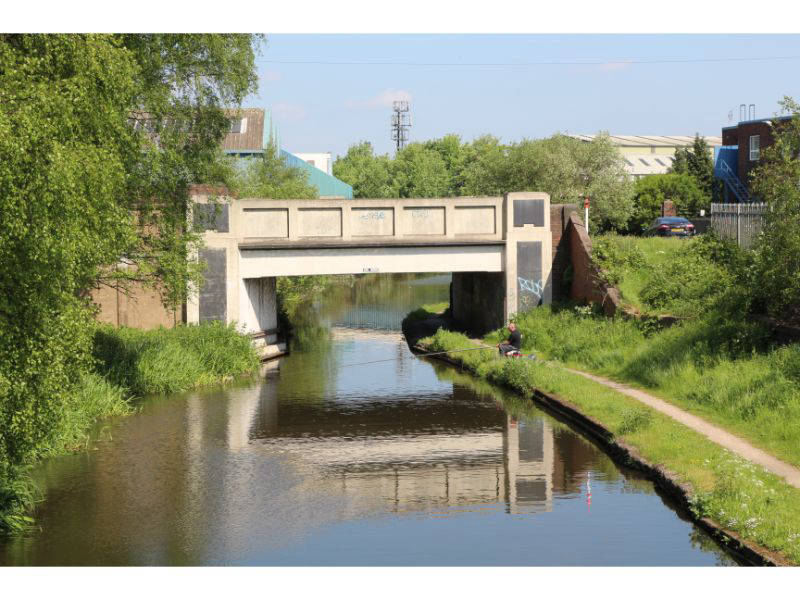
[{"left": 281, "top": 150, "right": 353, "bottom": 199}]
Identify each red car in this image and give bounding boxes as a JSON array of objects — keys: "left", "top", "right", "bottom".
[{"left": 646, "top": 216, "right": 696, "bottom": 237}]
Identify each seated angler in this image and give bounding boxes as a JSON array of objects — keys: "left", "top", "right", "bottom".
[{"left": 497, "top": 321, "right": 522, "bottom": 356}]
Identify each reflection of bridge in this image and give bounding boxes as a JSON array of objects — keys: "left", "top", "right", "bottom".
[
  {"left": 221, "top": 378, "right": 554, "bottom": 515},
  {"left": 187, "top": 191, "right": 554, "bottom": 340}
]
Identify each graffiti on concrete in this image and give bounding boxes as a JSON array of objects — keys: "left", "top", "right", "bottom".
[
  {"left": 359, "top": 210, "right": 387, "bottom": 221},
  {"left": 518, "top": 277, "right": 544, "bottom": 309}
]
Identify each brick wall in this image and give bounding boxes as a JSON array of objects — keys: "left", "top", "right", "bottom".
[
  {"left": 550, "top": 203, "right": 577, "bottom": 302},
  {"left": 721, "top": 118, "right": 792, "bottom": 193},
  {"left": 661, "top": 200, "right": 677, "bottom": 217},
  {"left": 566, "top": 212, "right": 621, "bottom": 316},
  {"left": 734, "top": 121, "right": 775, "bottom": 186}
]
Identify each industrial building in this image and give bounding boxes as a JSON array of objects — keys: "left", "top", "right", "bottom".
[
  {"left": 568, "top": 134, "right": 721, "bottom": 180},
  {"left": 715, "top": 115, "right": 792, "bottom": 203},
  {"left": 224, "top": 108, "right": 353, "bottom": 199}
]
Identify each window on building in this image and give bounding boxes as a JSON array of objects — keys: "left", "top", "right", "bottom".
[
  {"left": 639, "top": 158, "right": 650, "bottom": 166},
  {"left": 749, "top": 135, "right": 760, "bottom": 161},
  {"left": 229, "top": 117, "right": 248, "bottom": 134}
]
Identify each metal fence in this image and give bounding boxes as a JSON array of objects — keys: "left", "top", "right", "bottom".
[{"left": 710, "top": 203, "right": 768, "bottom": 248}]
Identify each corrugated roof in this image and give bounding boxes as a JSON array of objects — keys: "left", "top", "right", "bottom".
[
  {"left": 222, "top": 108, "right": 266, "bottom": 152},
  {"left": 622, "top": 153, "right": 674, "bottom": 176},
  {"left": 569, "top": 134, "right": 722, "bottom": 147}
]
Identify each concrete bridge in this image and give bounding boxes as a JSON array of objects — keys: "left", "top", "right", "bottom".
[{"left": 187, "top": 189, "right": 554, "bottom": 343}]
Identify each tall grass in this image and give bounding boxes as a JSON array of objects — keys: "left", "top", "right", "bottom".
[
  {"left": 1, "top": 321, "right": 259, "bottom": 534},
  {"left": 93, "top": 321, "right": 260, "bottom": 396}
]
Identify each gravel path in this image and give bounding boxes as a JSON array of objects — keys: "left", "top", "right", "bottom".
[{"left": 565, "top": 367, "right": 800, "bottom": 489}]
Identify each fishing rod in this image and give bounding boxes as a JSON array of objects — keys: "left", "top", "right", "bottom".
[{"left": 336, "top": 344, "right": 498, "bottom": 369}]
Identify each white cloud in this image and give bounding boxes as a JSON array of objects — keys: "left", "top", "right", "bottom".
[
  {"left": 272, "top": 102, "right": 307, "bottom": 121},
  {"left": 346, "top": 88, "right": 413, "bottom": 109}
]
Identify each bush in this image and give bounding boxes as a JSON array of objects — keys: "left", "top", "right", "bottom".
[
  {"left": 593, "top": 234, "right": 647, "bottom": 286},
  {"left": 638, "top": 236, "right": 740, "bottom": 317},
  {"left": 628, "top": 173, "right": 707, "bottom": 233}
]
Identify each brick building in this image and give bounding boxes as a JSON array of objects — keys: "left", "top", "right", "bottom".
[{"left": 716, "top": 115, "right": 792, "bottom": 202}]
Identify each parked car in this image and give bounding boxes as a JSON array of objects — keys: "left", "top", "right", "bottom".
[{"left": 646, "top": 216, "right": 696, "bottom": 237}]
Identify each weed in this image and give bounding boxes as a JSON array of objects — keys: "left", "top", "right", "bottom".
[{"left": 617, "top": 407, "right": 653, "bottom": 435}]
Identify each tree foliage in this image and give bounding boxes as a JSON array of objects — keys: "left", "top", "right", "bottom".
[
  {"left": 670, "top": 134, "right": 718, "bottom": 205},
  {"left": 334, "top": 132, "right": 634, "bottom": 231},
  {"left": 230, "top": 140, "right": 318, "bottom": 200},
  {"left": 332, "top": 141, "right": 397, "bottom": 198},
  {"left": 629, "top": 173, "right": 707, "bottom": 232},
  {"left": 0, "top": 34, "right": 259, "bottom": 483},
  {"left": 750, "top": 96, "right": 800, "bottom": 318}
]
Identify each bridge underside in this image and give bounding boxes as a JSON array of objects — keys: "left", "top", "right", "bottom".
[{"left": 238, "top": 242, "right": 504, "bottom": 278}]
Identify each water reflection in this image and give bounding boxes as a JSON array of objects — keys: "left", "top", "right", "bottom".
[{"left": 0, "top": 275, "right": 737, "bottom": 566}]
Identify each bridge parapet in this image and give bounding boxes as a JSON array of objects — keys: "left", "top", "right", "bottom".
[{"left": 193, "top": 195, "right": 505, "bottom": 246}]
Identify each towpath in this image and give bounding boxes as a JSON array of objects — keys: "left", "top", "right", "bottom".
[{"left": 562, "top": 366, "right": 800, "bottom": 489}]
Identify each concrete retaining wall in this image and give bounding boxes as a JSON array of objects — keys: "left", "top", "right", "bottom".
[{"left": 91, "top": 281, "right": 181, "bottom": 329}]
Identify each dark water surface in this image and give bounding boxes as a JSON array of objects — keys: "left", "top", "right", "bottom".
[{"left": 0, "top": 275, "right": 736, "bottom": 566}]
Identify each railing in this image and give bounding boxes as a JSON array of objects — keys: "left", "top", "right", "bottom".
[
  {"left": 717, "top": 159, "right": 752, "bottom": 204},
  {"left": 711, "top": 203, "right": 767, "bottom": 248}
]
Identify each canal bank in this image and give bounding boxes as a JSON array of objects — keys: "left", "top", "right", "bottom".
[
  {"left": 412, "top": 325, "right": 800, "bottom": 565},
  {"left": 0, "top": 274, "right": 743, "bottom": 566}
]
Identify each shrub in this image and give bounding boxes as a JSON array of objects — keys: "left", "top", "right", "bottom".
[{"left": 593, "top": 234, "right": 647, "bottom": 286}]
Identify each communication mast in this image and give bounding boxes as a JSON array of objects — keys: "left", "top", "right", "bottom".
[{"left": 390, "top": 100, "right": 412, "bottom": 152}]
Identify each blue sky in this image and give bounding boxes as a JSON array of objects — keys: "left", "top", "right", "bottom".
[{"left": 246, "top": 34, "right": 800, "bottom": 158}]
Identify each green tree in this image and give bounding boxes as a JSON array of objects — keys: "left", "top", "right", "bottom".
[
  {"left": 424, "top": 133, "right": 465, "bottom": 195},
  {"left": 670, "top": 134, "right": 718, "bottom": 203},
  {"left": 458, "top": 135, "right": 509, "bottom": 196},
  {"left": 231, "top": 140, "right": 318, "bottom": 199},
  {"left": 504, "top": 134, "right": 634, "bottom": 231},
  {"left": 391, "top": 143, "right": 451, "bottom": 198},
  {"left": 332, "top": 141, "right": 397, "bottom": 198},
  {"left": 671, "top": 146, "right": 689, "bottom": 175},
  {"left": 628, "top": 173, "right": 707, "bottom": 232},
  {"left": 750, "top": 96, "right": 800, "bottom": 317},
  {"left": 0, "top": 34, "right": 260, "bottom": 516}
]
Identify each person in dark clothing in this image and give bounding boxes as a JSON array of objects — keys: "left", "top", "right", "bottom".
[{"left": 498, "top": 322, "right": 522, "bottom": 355}]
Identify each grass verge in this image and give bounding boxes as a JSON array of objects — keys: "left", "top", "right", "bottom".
[
  {"left": 419, "top": 327, "right": 800, "bottom": 564},
  {"left": 404, "top": 302, "right": 450, "bottom": 323}
]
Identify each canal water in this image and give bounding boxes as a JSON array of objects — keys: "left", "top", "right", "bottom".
[{"left": 0, "top": 274, "right": 737, "bottom": 566}]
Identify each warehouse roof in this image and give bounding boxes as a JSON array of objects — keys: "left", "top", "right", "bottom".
[
  {"left": 622, "top": 153, "right": 675, "bottom": 176},
  {"left": 568, "top": 134, "right": 723, "bottom": 147}
]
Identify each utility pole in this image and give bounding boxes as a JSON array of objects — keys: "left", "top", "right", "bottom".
[{"left": 390, "top": 100, "right": 412, "bottom": 152}]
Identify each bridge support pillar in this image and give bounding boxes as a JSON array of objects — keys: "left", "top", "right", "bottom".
[
  {"left": 503, "top": 192, "right": 553, "bottom": 321},
  {"left": 239, "top": 277, "right": 279, "bottom": 342},
  {"left": 450, "top": 272, "right": 505, "bottom": 336}
]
